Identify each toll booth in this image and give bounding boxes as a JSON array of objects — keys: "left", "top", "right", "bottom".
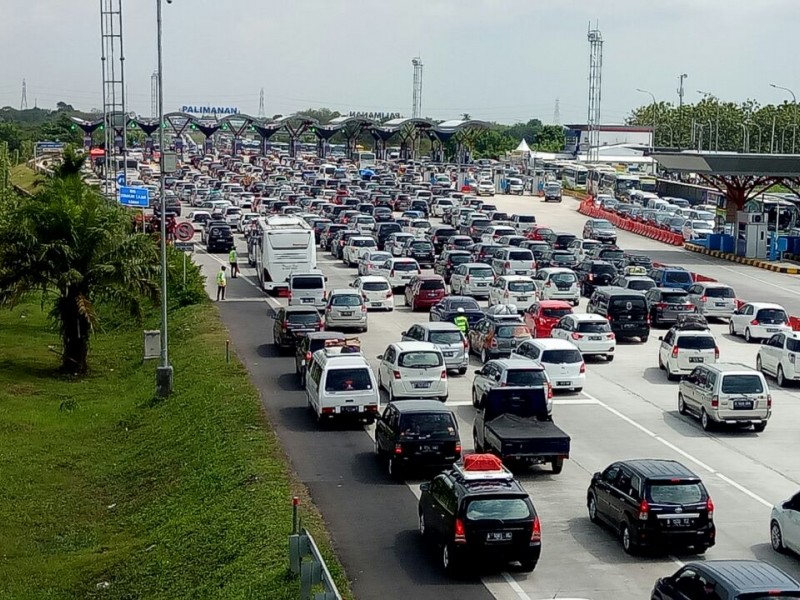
[{"left": 736, "top": 212, "right": 768, "bottom": 259}]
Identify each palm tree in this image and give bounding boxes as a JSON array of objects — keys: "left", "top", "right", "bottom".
[{"left": 0, "top": 172, "right": 160, "bottom": 374}]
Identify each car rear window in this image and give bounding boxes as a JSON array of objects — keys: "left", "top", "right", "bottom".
[
  {"left": 593, "top": 264, "right": 617, "bottom": 275},
  {"left": 541, "top": 349, "right": 582, "bottom": 363},
  {"left": 452, "top": 237, "right": 473, "bottom": 246},
  {"left": 449, "top": 254, "right": 470, "bottom": 264},
  {"left": 398, "top": 413, "right": 457, "bottom": 439},
  {"left": 420, "top": 280, "right": 445, "bottom": 290},
  {"left": 542, "top": 307, "right": 572, "bottom": 318},
  {"left": 465, "top": 498, "right": 531, "bottom": 521},
  {"left": 291, "top": 276, "right": 324, "bottom": 290},
  {"left": 496, "top": 325, "right": 531, "bottom": 338},
  {"left": 676, "top": 335, "right": 716, "bottom": 350},
  {"left": 704, "top": 287, "right": 735, "bottom": 298},
  {"left": 577, "top": 321, "right": 610, "bottom": 333},
  {"left": 665, "top": 270, "right": 692, "bottom": 283},
  {"left": 662, "top": 291, "right": 689, "bottom": 302},
  {"left": 505, "top": 369, "right": 548, "bottom": 386},
  {"left": 410, "top": 242, "right": 433, "bottom": 251},
  {"left": 516, "top": 215, "right": 536, "bottom": 223},
  {"left": 435, "top": 228, "right": 457, "bottom": 237},
  {"left": 556, "top": 235, "right": 576, "bottom": 243},
  {"left": 398, "top": 351, "right": 443, "bottom": 368},
  {"left": 756, "top": 308, "right": 788, "bottom": 322},
  {"left": 599, "top": 250, "right": 624, "bottom": 260},
  {"left": 646, "top": 482, "right": 705, "bottom": 504},
  {"left": 628, "top": 280, "right": 655, "bottom": 291},
  {"left": 550, "top": 272, "right": 576, "bottom": 283},
  {"left": 324, "top": 368, "right": 373, "bottom": 392},
  {"left": 508, "top": 250, "right": 534, "bottom": 260},
  {"left": 450, "top": 300, "right": 481, "bottom": 311},
  {"left": 470, "top": 219, "right": 490, "bottom": 228},
  {"left": 331, "top": 295, "right": 362, "bottom": 306},
  {"left": 362, "top": 281, "right": 389, "bottom": 291},
  {"left": 429, "top": 331, "right": 463, "bottom": 345},
  {"left": 610, "top": 297, "right": 647, "bottom": 311},
  {"left": 394, "top": 262, "right": 419, "bottom": 271},
  {"left": 508, "top": 281, "right": 535, "bottom": 292},
  {"left": 286, "top": 312, "right": 319, "bottom": 324},
  {"left": 352, "top": 238, "right": 376, "bottom": 247},
  {"left": 721, "top": 374, "right": 765, "bottom": 394},
  {"left": 469, "top": 267, "right": 495, "bottom": 278}
]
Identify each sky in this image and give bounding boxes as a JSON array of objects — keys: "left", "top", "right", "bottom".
[{"left": 1, "top": 0, "right": 799, "bottom": 125}]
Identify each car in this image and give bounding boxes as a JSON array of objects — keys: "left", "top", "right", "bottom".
[
  {"left": 487, "top": 275, "right": 537, "bottom": 311},
  {"left": 677, "top": 363, "right": 771, "bottom": 431},
  {"left": 429, "top": 296, "right": 484, "bottom": 327},
  {"left": 771, "top": 490, "right": 800, "bottom": 555},
  {"left": 549, "top": 313, "right": 615, "bottom": 360},
  {"left": 272, "top": 306, "right": 323, "bottom": 351},
  {"left": 375, "top": 401, "right": 461, "bottom": 480},
  {"left": 613, "top": 274, "right": 656, "bottom": 293},
  {"left": 567, "top": 238, "right": 604, "bottom": 260},
  {"left": 319, "top": 223, "right": 347, "bottom": 251},
  {"left": 330, "top": 229, "right": 360, "bottom": 259},
  {"left": 373, "top": 257, "right": 422, "bottom": 291},
  {"left": 519, "top": 240, "right": 550, "bottom": 262},
  {"left": 729, "top": 302, "right": 792, "bottom": 342},
  {"left": 401, "top": 322, "right": 469, "bottom": 375},
  {"left": 682, "top": 219, "right": 714, "bottom": 242},
  {"left": 587, "top": 286, "right": 651, "bottom": 342},
  {"left": 471, "top": 242, "right": 504, "bottom": 265},
  {"left": 645, "top": 287, "right": 695, "bottom": 327},
  {"left": 575, "top": 259, "right": 617, "bottom": 297},
  {"left": 481, "top": 225, "right": 517, "bottom": 244},
  {"left": 624, "top": 252, "right": 653, "bottom": 270},
  {"left": 685, "top": 282, "right": 737, "bottom": 319},
  {"left": 351, "top": 276, "right": 394, "bottom": 311},
  {"left": 433, "top": 250, "right": 471, "bottom": 284},
  {"left": 342, "top": 236, "right": 378, "bottom": 267},
  {"left": 496, "top": 234, "right": 527, "bottom": 248},
  {"left": 418, "top": 455, "right": 542, "bottom": 574},
  {"left": 649, "top": 266, "right": 694, "bottom": 291},
  {"left": 491, "top": 247, "right": 536, "bottom": 277},
  {"left": 523, "top": 300, "right": 574, "bottom": 338},
  {"left": 377, "top": 341, "right": 448, "bottom": 402},
  {"left": 526, "top": 226, "right": 556, "bottom": 244},
  {"left": 187, "top": 210, "right": 212, "bottom": 231},
  {"left": 430, "top": 226, "right": 459, "bottom": 253},
  {"left": 533, "top": 268, "right": 580, "bottom": 305},
  {"left": 504, "top": 177, "right": 524, "bottom": 195},
  {"left": 374, "top": 222, "right": 402, "bottom": 250},
  {"left": 405, "top": 218, "right": 432, "bottom": 238},
  {"left": 385, "top": 232, "right": 417, "bottom": 257},
  {"left": 552, "top": 232, "right": 577, "bottom": 250},
  {"left": 471, "top": 359, "right": 552, "bottom": 411},
  {"left": 537, "top": 249, "right": 579, "bottom": 270},
  {"left": 294, "top": 332, "right": 347, "bottom": 386},
  {"left": 658, "top": 320, "right": 719, "bottom": 380},
  {"left": 404, "top": 274, "right": 447, "bottom": 311},
  {"left": 587, "top": 459, "right": 715, "bottom": 555},
  {"left": 357, "top": 250, "right": 392, "bottom": 276},
  {"left": 476, "top": 180, "right": 496, "bottom": 196},
  {"left": 449, "top": 262, "right": 496, "bottom": 298},
  {"left": 443, "top": 235, "right": 475, "bottom": 253},
  {"left": 204, "top": 223, "right": 234, "bottom": 252},
  {"left": 511, "top": 338, "right": 585, "bottom": 392},
  {"left": 652, "top": 560, "right": 800, "bottom": 600},
  {"left": 324, "top": 289, "right": 368, "bottom": 332},
  {"left": 757, "top": 331, "right": 800, "bottom": 387},
  {"left": 592, "top": 245, "right": 626, "bottom": 270},
  {"left": 543, "top": 181, "right": 562, "bottom": 202},
  {"left": 468, "top": 315, "right": 532, "bottom": 363},
  {"left": 582, "top": 218, "right": 618, "bottom": 244},
  {"left": 431, "top": 198, "right": 456, "bottom": 217},
  {"left": 401, "top": 238, "right": 436, "bottom": 268}
]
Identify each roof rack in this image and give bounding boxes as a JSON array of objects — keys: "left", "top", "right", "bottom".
[{"left": 453, "top": 454, "right": 514, "bottom": 482}]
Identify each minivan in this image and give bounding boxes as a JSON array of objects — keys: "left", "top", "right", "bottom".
[
  {"left": 288, "top": 271, "right": 327, "bottom": 310},
  {"left": 492, "top": 247, "right": 536, "bottom": 277},
  {"left": 587, "top": 286, "right": 650, "bottom": 342},
  {"left": 306, "top": 349, "right": 380, "bottom": 425}
]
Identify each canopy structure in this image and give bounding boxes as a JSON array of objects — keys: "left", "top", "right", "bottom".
[
  {"left": 651, "top": 151, "right": 800, "bottom": 222},
  {"left": 514, "top": 139, "right": 531, "bottom": 153},
  {"left": 432, "top": 119, "right": 491, "bottom": 164},
  {"left": 319, "top": 116, "right": 376, "bottom": 159}
]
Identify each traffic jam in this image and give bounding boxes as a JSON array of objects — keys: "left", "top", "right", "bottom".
[{"left": 161, "top": 151, "right": 800, "bottom": 599}]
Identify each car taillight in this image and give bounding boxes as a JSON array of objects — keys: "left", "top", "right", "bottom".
[
  {"left": 454, "top": 518, "right": 466, "bottom": 543},
  {"left": 322, "top": 291, "right": 327, "bottom": 300},
  {"left": 504, "top": 291, "right": 510, "bottom": 298},
  {"left": 440, "top": 370, "right": 447, "bottom": 379},
  {"left": 714, "top": 346, "right": 720, "bottom": 359},
  {"left": 282, "top": 321, "right": 288, "bottom": 330},
  {"left": 489, "top": 336, "right": 498, "bottom": 348},
  {"left": 454, "top": 443, "right": 462, "bottom": 455},
  {"left": 711, "top": 395, "right": 719, "bottom": 408},
  {"left": 579, "top": 361, "right": 586, "bottom": 373},
  {"left": 656, "top": 302, "right": 667, "bottom": 309},
  {"left": 463, "top": 337, "right": 469, "bottom": 349},
  {"left": 530, "top": 262, "right": 536, "bottom": 270},
  {"left": 751, "top": 319, "right": 760, "bottom": 326},
  {"left": 390, "top": 270, "right": 395, "bottom": 277},
  {"left": 706, "top": 497, "right": 714, "bottom": 520},
  {"left": 700, "top": 296, "right": 707, "bottom": 303},
  {"left": 671, "top": 346, "right": 679, "bottom": 358},
  {"left": 325, "top": 306, "right": 332, "bottom": 314},
  {"left": 547, "top": 383, "right": 553, "bottom": 399},
  {"left": 394, "top": 443, "right": 403, "bottom": 455},
  {"left": 571, "top": 332, "right": 582, "bottom": 340},
  {"left": 393, "top": 370, "right": 402, "bottom": 379},
  {"left": 386, "top": 291, "right": 393, "bottom": 298},
  {"left": 767, "top": 394, "right": 772, "bottom": 408},
  {"left": 465, "top": 275, "right": 471, "bottom": 283},
  {"left": 588, "top": 274, "right": 594, "bottom": 281},
  {"left": 545, "top": 281, "right": 552, "bottom": 287},
  {"left": 531, "top": 516, "right": 542, "bottom": 542},
  {"left": 361, "top": 304, "right": 367, "bottom": 312},
  {"left": 505, "top": 262, "right": 511, "bottom": 269},
  {"left": 638, "top": 499, "right": 649, "bottom": 520},
  {"left": 305, "top": 351, "right": 312, "bottom": 361},
  {"left": 340, "top": 240, "right": 345, "bottom": 246}
]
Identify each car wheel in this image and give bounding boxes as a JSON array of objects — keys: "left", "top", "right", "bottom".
[
  {"left": 641, "top": 335, "right": 649, "bottom": 343},
  {"left": 666, "top": 362, "right": 676, "bottom": 381},
  {"left": 517, "top": 559, "right": 537, "bottom": 573},
  {"left": 745, "top": 328, "right": 753, "bottom": 343},
  {"left": 658, "top": 354, "right": 664, "bottom": 370},
  {"left": 729, "top": 320, "right": 736, "bottom": 336},
  {"left": 777, "top": 365, "right": 787, "bottom": 388},
  {"left": 481, "top": 348, "right": 490, "bottom": 364},
  {"left": 442, "top": 543, "right": 460, "bottom": 575},
  {"left": 471, "top": 388, "right": 480, "bottom": 407},
  {"left": 388, "top": 455, "right": 402, "bottom": 480},
  {"left": 587, "top": 494, "right": 600, "bottom": 523},
  {"left": 473, "top": 429, "right": 484, "bottom": 453},
  {"left": 621, "top": 522, "right": 636, "bottom": 555},
  {"left": 678, "top": 393, "right": 688, "bottom": 415},
  {"left": 458, "top": 367, "right": 467, "bottom": 375},
  {"left": 701, "top": 409, "right": 713, "bottom": 432},
  {"left": 606, "top": 355, "right": 614, "bottom": 362},
  {"left": 753, "top": 421, "right": 767, "bottom": 432},
  {"left": 551, "top": 457, "right": 565, "bottom": 473},
  {"left": 388, "top": 382, "right": 397, "bottom": 402},
  {"left": 756, "top": 355, "right": 763, "bottom": 372},
  {"left": 771, "top": 520, "right": 786, "bottom": 553},
  {"left": 419, "top": 512, "right": 427, "bottom": 538}
]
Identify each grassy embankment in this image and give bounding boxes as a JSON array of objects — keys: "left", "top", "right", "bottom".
[
  {"left": 0, "top": 300, "right": 350, "bottom": 599},
  {"left": 9, "top": 163, "right": 40, "bottom": 193}
]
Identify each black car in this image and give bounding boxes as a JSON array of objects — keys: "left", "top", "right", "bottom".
[
  {"left": 294, "top": 331, "right": 346, "bottom": 386},
  {"left": 430, "top": 226, "right": 459, "bottom": 253},
  {"left": 644, "top": 288, "right": 694, "bottom": 327},
  {"left": 403, "top": 238, "right": 436, "bottom": 268},
  {"left": 205, "top": 223, "right": 234, "bottom": 252},
  {"left": 594, "top": 245, "right": 626, "bottom": 270},
  {"left": 520, "top": 240, "right": 551, "bottom": 262},
  {"left": 444, "top": 235, "right": 476, "bottom": 253},
  {"left": 652, "top": 560, "right": 800, "bottom": 600},
  {"left": 373, "top": 207, "right": 394, "bottom": 223},
  {"left": 418, "top": 455, "right": 541, "bottom": 574},
  {"left": 319, "top": 223, "right": 347, "bottom": 251},
  {"left": 553, "top": 233, "right": 577, "bottom": 250},
  {"left": 272, "top": 306, "right": 323, "bottom": 351},
  {"left": 375, "top": 400, "right": 461, "bottom": 479},
  {"left": 471, "top": 243, "right": 504, "bottom": 265},
  {"left": 575, "top": 259, "right": 618, "bottom": 297},
  {"left": 429, "top": 296, "right": 484, "bottom": 327},
  {"left": 375, "top": 222, "right": 402, "bottom": 250},
  {"left": 587, "top": 459, "right": 715, "bottom": 555},
  {"left": 433, "top": 250, "right": 472, "bottom": 284},
  {"left": 624, "top": 252, "right": 654, "bottom": 270},
  {"left": 538, "top": 249, "right": 579, "bottom": 269}
]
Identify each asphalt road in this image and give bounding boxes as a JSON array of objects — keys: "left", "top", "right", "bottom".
[{"left": 191, "top": 193, "right": 800, "bottom": 600}]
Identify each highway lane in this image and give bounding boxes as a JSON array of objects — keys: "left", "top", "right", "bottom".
[{"left": 191, "top": 202, "right": 800, "bottom": 600}]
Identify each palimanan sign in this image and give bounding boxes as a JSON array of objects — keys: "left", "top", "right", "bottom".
[{"left": 181, "top": 105, "right": 240, "bottom": 115}]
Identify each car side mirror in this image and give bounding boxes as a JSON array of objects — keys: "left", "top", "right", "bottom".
[
  {"left": 400, "top": 331, "right": 407, "bottom": 336},
  {"left": 419, "top": 482, "right": 430, "bottom": 493},
  {"left": 658, "top": 336, "right": 663, "bottom": 342},
  {"left": 376, "top": 355, "right": 383, "bottom": 360},
  {"left": 592, "top": 471, "right": 601, "bottom": 482},
  {"left": 733, "top": 309, "right": 740, "bottom": 315},
  {"left": 475, "top": 368, "right": 484, "bottom": 376}
]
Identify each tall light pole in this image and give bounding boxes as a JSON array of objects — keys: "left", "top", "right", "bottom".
[
  {"left": 697, "top": 90, "right": 720, "bottom": 151},
  {"left": 156, "top": 0, "right": 172, "bottom": 397},
  {"left": 770, "top": 83, "right": 797, "bottom": 153},
  {"left": 677, "top": 73, "right": 687, "bottom": 148},
  {"left": 636, "top": 88, "right": 656, "bottom": 151}
]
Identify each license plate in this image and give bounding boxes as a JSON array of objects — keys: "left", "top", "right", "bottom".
[
  {"left": 401, "top": 275, "right": 411, "bottom": 279},
  {"left": 518, "top": 296, "right": 529, "bottom": 301},
  {"left": 486, "top": 531, "right": 513, "bottom": 542},
  {"left": 516, "top": 271, "right": 527, "bottom": 275},
  {"left": 557, "top": 380, "right": 572, "bottom": 386},
  {"left": 734, "top": 400, "right": 754, "bottom": 410},
  {"left": 476, "top": 283, "right": 487, "bottom": 287},
  {"left": 341, "top": 311, "right": 353, "bottom": 316},
  {"left": 413, "top": 381, "right": 432, "bottom": 389},
  {"left": 715, "top": 302, "right": 726, "bottom": 307},
  {"left": 302, "top": 298, "right": 314, "bottom": 303},
  {"left": 665, "top": 518, "right": 695, "bottom": 528},
  {"left": 767, "top": 328, "right": 779, "bottom": 332},
  {"left": 419, "top": 444, "right": 440, "bottom": 452},
  {"left": 622, "top": 323, "right": 637, "bottom": 329},
  {"left": 689, "top": 357, "right": 704, "bottom": 363},
  {"left": 590, "top": 336, "right": 602, "bottom": 341},
  {"left": 341, "top": 406, "right": 358, "bottom": 413},
  {"left": 371, "top": 302, "right": 381, "bottom": 307}
]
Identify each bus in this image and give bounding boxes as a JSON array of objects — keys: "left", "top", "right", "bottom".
[
  {"left": 254, "top": 216, "right": 316, "bottom": 292},
  {"left": 562, "top": 163, "right": 589, "bottom": 191},
  {"left": 587, "top": 166, "right": 617, "bottom": 196},
  {"left": 357, "top": 151, "right": 376, "bottom": 170}
]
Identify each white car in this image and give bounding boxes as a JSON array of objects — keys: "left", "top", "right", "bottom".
[
  {"left": 432, "top": 198, "right": 456, "bottom": 217},
  {"left": 353, "top": 215, "right": 376, "bottom": 234},
  {"left": 343, "top": 236, "right": 378, "bottom": 267},
  {"left": 376, "top": 341, "right": 448, "bottom": 402},
  {"left": 729, "top": 302, "right": 792, "bottom": 343},
  {"left": 351, "top": 276, "right": 394, "bottom": 311},
  {"left": 373, "top": 257, "right": 422, "bottom": 291},
  {"left": 224, "top": 206, "right": 243, "bottom": 226},
  {"left": 658, "top": 327, "right": 719, "bottom": 381},
  {"left": 404, "top": 219, "right": 431, "bottom": 238},
  {"left": 770, "top": 490, "right": 800, "bottom": 555},
  {"left": 237, "top": 211, "right": 259, "bottom": 233},
  {"left": 757, "top": 331, "right": 800, "bottom": 387},
  {"left": 477, "top": 180, "right": 496, "bottom": 197},
  {"left": 682, "top": 219, "right": 714, "bottom": 241},
  {"left": 449, "top": 263, "right": 496, "bottom": 298},
  {"left": 511, "top": 338, "right": 586, "bottom": 392},
  {"left": 567, "top": 238, "right": 603, "bottom": 260},
  {"left": 488, "top": 276, "right": 537, "bottom": 311},
  {"left": 357, "top": 251, "right": 392, "bottom": 276},
  {"left": 550, "top": 313, "right": 615, "bottom": 360},
  {"left": 533, "top": 268, "right": 580, "bottom": 305},
  {"left": 481, "top": 225, "right": 516, "bottom": 244},
  {"left": 386, "top": 233, "right": 416, "bottom": 256}
]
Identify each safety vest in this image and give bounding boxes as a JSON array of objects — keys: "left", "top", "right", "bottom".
[
  {"left": 453, "top": 315, "right": 469, "bottom": 333},
  {"left": 216, "top": 270, "right": 227, "bottom": 287},
  {"left": 229, "top": 249, "right": 237, "bottom": 263}
]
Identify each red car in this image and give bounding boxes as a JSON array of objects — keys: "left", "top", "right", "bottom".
[
  {"left": 523, "top": 300, "right": 574, "bottom": 338},
  {"left": 404, "top": 275, "right": 446, "bottom": 311},
  {"left": 526, "top": 226, "right": 556, "bottom": 243}
]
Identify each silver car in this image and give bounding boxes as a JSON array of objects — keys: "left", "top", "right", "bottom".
[
  {"left": 686, "top": 282, "right": 737, "bottom": 318},
  {"left": 401, "top": 322, "right": 469, "bottom": 374},
  {"left": 324, "top": 289, "right": 368, "bottom": 332}
]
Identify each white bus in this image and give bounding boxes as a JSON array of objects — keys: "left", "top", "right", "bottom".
[
  {"left": 255, "top": 216, "right": 317, "bottom": 292},
  {"left": 562, "top": 164, "right": 589, "bottom": 191},
  {"left": 587, "top": 166, "right": 617, "bottom": 196},
  {"left": 357, "top": 151, "right": 376, "bottom": 170}
]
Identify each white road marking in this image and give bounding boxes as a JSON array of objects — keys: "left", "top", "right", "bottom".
[{"left": 500, "top": 572, "right": 533, "bottom": 600}]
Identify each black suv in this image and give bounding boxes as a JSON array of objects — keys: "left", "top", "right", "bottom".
[
  {"left": 587, "top": 459, "right": 715, "bottom": 555},
  {"left": 205, "top": 223, "right": 234, "bottom": 253},
  {"left": 418, "top": 456, "right": 541, "bottom": 574},
  {"left": 402, "top": 238, "right": 436, "bottom": 268},
  {"left": 430, "top": 226, "right": 458, "bottom": 254},
  {"left": 433, "top": 250, "right": 471, "bottom": 284},
  {"left": 575, "top": 259, "right": 618, "bottom": 296},
  {"left": 294, "top": 331, "right": 346, "bottom": 386},
  {"left": 653, "top": 560, "right": 800, "bottom": 600},
  {"left": 272, "top": 306, "right": 322, "bottom": 351},
  {"left": 553, "top": 232, "right": 577, "bottom": 250},
  {"left": 587, "top": 286, "right": 650, "bottom": 342},
  {"left": 375, "top": 222, "right": 402, "bottom": 250},
  {"left": 375, "top": 400, "right": 461, "bottom": 479}
]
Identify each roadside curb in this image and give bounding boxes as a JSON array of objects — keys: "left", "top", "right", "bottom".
[{"left": 684, "top": 243, "right": 800, "bottom": 274}]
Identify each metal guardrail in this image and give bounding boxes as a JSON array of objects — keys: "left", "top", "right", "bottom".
[{"left": 288, "top": 498, "right": 343, "bottom": 600}]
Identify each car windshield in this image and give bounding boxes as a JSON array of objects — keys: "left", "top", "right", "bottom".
[
  {"left": 470, "top": 268, "right": 495, "bottom": 278},
  {"left": 756, "top": 308, "right": 787, "bottom": 322},
  {"left": 505, "top": 369, "right": 548, "bottom": 386},
  {"left": 429, "top": 331, "right": 463, "bottom": 344},
  {"left": 496, "top": 325, "right": 531, "bottom": 338},
  {"left": 541, "top": 349, "right": 582, "bottom": 363},
  {"left": 721, "top": 374, "right": 765, "bottom": 394},
  {"left": 508, "top": 281, "right": 535, "bottom": 292},
  {"left": 331, "top": 295, "right": 362, "bottom": 306},
  {"left": 324, "top": 368, "right": 373, "bottom": 392},
  {"left": 577, "top": 321, "right": 610, "bottom": 333},
  {"left": 628, "top": 280, "right": 655, "bottom": 291},
  {"left": 465, "top": 498, "right": 531, "bottom": 521},
  {"left": 362, "top": 281, "right": 389, "bottom": 291},
  {"left": 291, "top": 276, "right": 324, "bottom": 289},
  {"left": 398, "top": 351, "right": 443, "bottom": 369},
  {"left": 286, "top": 312, "right": 319, "bottom": 325},
  {"left": 551, "top": 273, "right": 576, "bottom": 283},
  {"left": 677, "top": 335, "right": 716, "bottom": 349},
  {"left": 704, "top": 287, "right": 735, "bottom": 298},
  {"left": 647, "top": 483, "right": 705, "bottom": 504},
  {"left": 394, "top": 262, "right": 419, "bottom": 271},
  {"left": 399, "top": 413, "right": 457, "bottom": 439},
  {"left": 665, "top": 271, "right": 692, "bottom": 283}
]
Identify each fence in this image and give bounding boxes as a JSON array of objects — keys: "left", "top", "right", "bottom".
[{"left": 288, "top": 498, "right": 343, "bottom": 600}]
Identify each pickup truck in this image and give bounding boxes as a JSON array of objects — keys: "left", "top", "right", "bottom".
[{"left": 472, "top": 388, "right": 571, "bottom": 473}]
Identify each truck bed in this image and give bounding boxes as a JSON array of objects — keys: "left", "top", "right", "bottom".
[{"left": 485, "top": 414, "right": 571, "bottom": 458}]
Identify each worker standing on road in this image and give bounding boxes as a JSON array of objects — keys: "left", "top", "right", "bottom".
[
  {"left": 453, "top": 307, "right": 469, "bottom": 334},
  {"left": 228, "top": 248, "right": 239, "bottom": 278},
  {"left": 216, "top": 266, "right": 227, "bottom": 301}
]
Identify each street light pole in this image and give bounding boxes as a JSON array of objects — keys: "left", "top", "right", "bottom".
[
  {"left": 155, "top": 0, "right": 172, "bottom": 397},
  {"left": 636, "top": 88, "right": 657, "bottom": 151},
  {"left": 770, "top": 83, "right": 797, "bottom": 153},
  {"left": 697, "top": 90, "right": 720, "bottom": 151}
]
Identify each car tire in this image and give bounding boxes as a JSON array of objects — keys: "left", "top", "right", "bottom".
[
  {"left": 701, "top": 409, "right": 713, "bottom": 432},
  {"left": 651, "top": 310, "right": 660, "bottom": 328},
  {"left": 388, "top": 382, "right": 397, "bottom": 402},
  {"left": 621, "top": 522, "right": 636, "bottom": 555},
  {"left": 388, "top": 455, "right": 403, "bottom": 481},
  {"left": 606, "top": 355, "right": 614, "bottom": 362},
  {"left": 678, "top": 393, "right": 688, "bottom": 416},
  {"left": 641, "top": 336, "right": 649, "bottom": 343},
  {"left": 777, "top": 365, "right": 787, "bottom": 387},
  {"left": 756, "top": 355, "right": 763, "bottom": 372},
  {"left": 573, "top": 387, "right": 583, "bottom": 394},
  {"left": 729, "top": 320, "right": 736, "bottom": 336},
  {"left": 473, "top": 429, "right": 484, "bottom": 453},
  {"left": 458, "top": 367, "right": 467, "bottom": 375},
  {"left": 771, "top": 520, "right": 786, "bottom": 553},
  {"left": 745, "top": 328, "right": 753, "bottom": 343},
  {"left": 666, "top": 362, "right": 676, "bottom": 381},
  {"left": 753, "top": 421, "right": 767, "bottom": 432},
  {"left": 658, "top": 354, "right": 664, "bottom": 370},
  {"left": 442, "top": 543, "right": 461, "bottom": 575},
  {"left": 517, "top": 559, "right": 537, "bottom": 573},
  {"left": 551, "top": 457, "right": 565, "bottom": 474},
  {"left": 588, "top": 493, "right": 600, "bottom": 523}
]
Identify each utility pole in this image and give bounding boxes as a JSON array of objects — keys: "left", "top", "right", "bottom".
[
  {"left": 20, "top": 79, "right": 28, "bottom": 110},
  {"left": 258, "top": 87, "right": 266, "bottom": 118},
  {"left": 586, "top": 24, "right": 604, "bottom": 163},
  {"left": 553, "top": 97, "right": 560, "bottom": 125},
  {"left": 677, "top": 73, "right": 687, "bottom": 149}
]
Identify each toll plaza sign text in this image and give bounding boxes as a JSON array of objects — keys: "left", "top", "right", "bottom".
[
  {"left": 349, "top": 111, "right": 403, "bottom": 122},
  {"left": 181, "top": 105, "right": 240, "bottom": 115}
]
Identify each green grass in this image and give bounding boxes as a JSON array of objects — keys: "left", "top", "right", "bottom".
[
  {"left": 0, "top": 301, "right": 351, "bottom": 599},
  {"left": 9, "top": 163, "right": 40, "bottom": 193}
]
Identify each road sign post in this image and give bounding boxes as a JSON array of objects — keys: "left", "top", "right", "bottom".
[
  {"left": 118, "top": 186, "right": 151, "bottom": 208},
  {"left": 173, "top": 241, "right": 195, "bottom": 286}
]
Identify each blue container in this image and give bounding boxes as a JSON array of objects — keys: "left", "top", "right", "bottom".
[
  {"left": 707, "top": 233, "right": 722, "bottom": 251},
  {"left": 720, "top": 234, "right": 735, "bottom": 254}
]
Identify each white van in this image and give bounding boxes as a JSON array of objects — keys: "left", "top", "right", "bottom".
[
  {"left": 305, "top": 349, "right": 380, "bottom": 425},
  {"left": 288, "top": 271, "right": 327, "bottom": 310},
  {"left": 491, "top": 247, "right": 536, "bottom": 277}
]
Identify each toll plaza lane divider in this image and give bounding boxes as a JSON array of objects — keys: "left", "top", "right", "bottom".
[
  {"left": 578, "top": 199, "right": 685, "bottom": 246},
  {"left": 684, "top": 242, "right": 800, "bottom": 275}
]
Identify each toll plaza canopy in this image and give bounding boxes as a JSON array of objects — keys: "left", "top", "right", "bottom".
[{"left": 651, "top": 151, "right": 800, "bottom": 218}]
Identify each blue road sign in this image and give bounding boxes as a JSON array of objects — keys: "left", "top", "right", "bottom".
[
  {"left": 117, "top": 173, "right": 126, "bottom": 186},
  {"left": 118, "top": 186, "right": 150, "bottom": 208}
]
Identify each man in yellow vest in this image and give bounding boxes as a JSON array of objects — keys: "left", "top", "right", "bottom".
[
  {"left": 229, "top": 248, "right": 239, "bottom": 278},
  {"left": 216, "top": 265, "right": 227, "bottom": 301},
  {"left": 453, "top": 307, "right": 469, "bottom": 334}
]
